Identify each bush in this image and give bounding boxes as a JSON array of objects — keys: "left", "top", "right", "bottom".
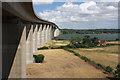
[
  {"left": 82, "top": 44, "right": 89, "bottom": 48},
  {"left": 34, "top": 54, "right": 44, "bottom": 63},
  {"left": 33, "top": 55, "right": 37, "bottom": 58},
  {"left": 80, "top": 56, "right": 90, "bottom": 62},
  {"left": 69, "top": 37, "right": 82, "bottom": 48},
  {"left": 113, "top": 64, "right": 120, "bottom": 78},
  {"left": 115, "top": 38, "right": 120, "bottom": 41},
  {"left": 89, "top": 61, "right": 95, "bottom": 65},
  {"left": 82, "top": 36, "right": 94, "bottom": 48},
  {"left": 105, "top": 66, "right": 113, "bottom": 73},
  {"left": 38, "top": 47, "right": 49, "bottom": 50},
  {"left": 96, "top": 64, "right": 105, "bottom": 70},
  {"left": 116, "top": 64, "right": 120, "bottom": 71},
  {"left": 67, "top": 44, "right": 77, "bottom": 48},
  {"left": 81, "top": 56, "right": 85, "bottom": 60},
  {"left": 74, "top": 53, "right": 80, "bottom": 56},
  {"left": 67, "top": 49, "right": 75, "bottom": 53}
]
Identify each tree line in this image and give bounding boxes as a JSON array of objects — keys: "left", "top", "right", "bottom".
[
  {"left": 67, "top": 36, "right": 99, "bottom": 48},
  {"left": 60, "top": 29, "right": 120, "bottom": 34}
]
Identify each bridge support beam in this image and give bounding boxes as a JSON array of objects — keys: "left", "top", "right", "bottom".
[
  {"left": 33, "top": 25, "right": 38, "bottom": 53},
  {"left": 26, "top": 25, "right": 33, "bottom": 64},
  {"left": 43, "top": 24, "right": 46, "bottom": 44},
  {"left": 48, "top": 25, "right": 52, "bottom": 41},
  {"left": 51, "top": 26, "right": 54, "bottom": 40},
  {"left": 40, "top": 24, "right": 43, "bottom": 47},
  {"left": 46, "top": 25, "right": 49, "bottom": 42},
  {"left": 37, "top": 24, "right": 42, "bottom": 48},
  {"left": 9, "top": 25, "right": 26, "bottom": 78},
  {"left": 54, "top": 28, "right": 60, "bottom": 37}
]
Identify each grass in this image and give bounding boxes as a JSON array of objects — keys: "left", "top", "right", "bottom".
[
  {"left": 75, "top": 45, "right": 120, "bottom": 54},
  {"left": 79, "top": 50, "right": 120, "bottom": 54},
  {"left": 80, "top": 44, "right": 120, "bottom": 49},
  {"left": 38, "top": 39, "right": 120, "bottom": 51},
  {"left": 38, "top": 44, "right": 120, "bottom": 50},
  {"left": 64, "top": 48, "right": 115, "bottom": 77},
  {"left": 37, "top": 40, "right": 119, "bottom": 78},
  {"left": 54, "top": 40, "right": 70, "bottom": 45}
]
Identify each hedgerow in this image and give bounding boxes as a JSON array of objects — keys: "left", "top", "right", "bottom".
[
  {"left": 64, "top": 48, "right": 115, "bottom": 77},
  {"left": 113, "top": 64, "right": 120, "bottom": 78}
]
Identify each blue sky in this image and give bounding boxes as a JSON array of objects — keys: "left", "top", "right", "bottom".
[{"left": 33, "top": 1, "right": 118, "bottom": 29}]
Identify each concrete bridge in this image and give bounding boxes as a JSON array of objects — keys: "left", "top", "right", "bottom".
[{"left": 2, "top": 1, "right": 60, "bottom": 79}]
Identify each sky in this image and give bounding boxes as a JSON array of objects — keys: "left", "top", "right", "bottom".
[{"left": 32, "top": 0, "right": 119, "bottom": 29}]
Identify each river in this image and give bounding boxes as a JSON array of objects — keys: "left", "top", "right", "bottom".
[{"left": 56, "top": 33, "right": 119, "bottom": 40}]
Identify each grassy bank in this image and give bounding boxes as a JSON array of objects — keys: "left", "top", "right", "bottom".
[
  {"left": 37, "top": 39, "right": 120, "bottom": 78},
  {"left": 38, "top": 43, "right": 120, "bottom": 51},
  {"left": 63, "top": 48, "right": 120, "bottom": 78}
]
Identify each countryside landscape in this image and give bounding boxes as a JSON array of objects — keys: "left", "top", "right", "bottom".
[
  {"left": 25, "top": 0, "right": 120, "bottom": 79},
  {"left": 27, "top": 29, "right": 120, "bottom": 79},
  {"left": 2, "top": 0, "right": 120, "bottom": 79}
]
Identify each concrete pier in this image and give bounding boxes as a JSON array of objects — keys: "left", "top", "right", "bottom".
[
  {"left": 54, "top": 28, "right": 60, "bottom": 37},
  {"left": 33, "top": 25, "right": 38, "bottom": 53},
  {"left": 26, "top": 25, "right": 33, "bottom": 64},
  {"left": 41, "top": 24, "right": 45, "bottom": 45},
  {"left": 37, "top": 24, "right": 42, "bottom": 48},
  {"left": 44, "top": 24, "right": 47, "bottom": 44},
  {"left": 49, "top": 25, "right": 52, "bottom": 41},
  {"left": 40, "top": 24, "right": 43, "bottom": 47},
  {"left": 46, "top": 25, "right": 49, "bottom": 42}
]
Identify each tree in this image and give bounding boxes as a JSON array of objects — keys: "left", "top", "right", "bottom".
[
  {"left": 83, "top": 36, "right": 94, "bottom": 47},
  {"left": 69, "top": 37, "right": 82, "bottom": 48},
  {"left": 92, "top": 37, "right": 99, "bottom": 46}
]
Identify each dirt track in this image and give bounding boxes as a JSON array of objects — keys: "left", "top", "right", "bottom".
[{"left": 27, "top": 49, "right": 106, "bottom": 78}]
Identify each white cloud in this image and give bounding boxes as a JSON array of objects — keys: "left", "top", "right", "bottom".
[
  {"left": 32, "top": 0, "right": 54, "bottom": 5},
  {"left": 106, "top": 6, "right": 117, "bottom": 10},
  {"left": 100, "top": 0, "right": 120, "bottom": 2},
  {"left": 38, "top": 1, "right": 118, "bottom": 29}
]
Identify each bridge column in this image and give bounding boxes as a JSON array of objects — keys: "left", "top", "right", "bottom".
[
  {"left": 9, "top": 26, "right": 26, "bottom": 78},
  {"left": 33, "top": 24, "right": 38, "bottom": 53},
  {"left": 44, "top": 24, "right": 46, "bottom": 44},
  {"left": 46, "top": 25, "right": 49, "bottom": 42},
  {"left": 37, "top": 24, "right": 42, "bottom": 48},
  {"left": 26, "top": 25, "right": 33, "bottom": 64},
  {"left": 58, "top": 29, "right": 60, "bottom": 36},
  {"left": 20, "top": 26, "right": 26, "bottom": 78},
  {"left": 54, "top": 28, "right": 60, "bottom": 37},
  {"left": 49, "top": 25, "right": 52, "bottom": 41},
  {"left": 42, "top": 24, "right": 46, "bottom": 45},
  {"left": 51, "top": 25, "right": 54, "bottom": 39},
  {"left": 53, "top": 26, "right": 57, "bottom": 38},
  {"left": 40, "top": 24, "right": 43, "bottom": 47}
]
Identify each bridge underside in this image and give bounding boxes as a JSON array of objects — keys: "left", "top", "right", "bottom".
[{"left": 2, "top": 2, "right": 60, "bottom": 79}]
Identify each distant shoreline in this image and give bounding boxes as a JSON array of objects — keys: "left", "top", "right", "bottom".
[
  {"left": 60, "top": 33, "right": 119, "bottom": 34},
  {"left": 56, "top": 33, "right": 119, "bottom": 41},
  {"left": 60, "top": 29, "right": 120, "bottom": 34}
]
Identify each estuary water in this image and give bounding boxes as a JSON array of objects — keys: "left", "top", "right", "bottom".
[{"left": 57, "top": 33, "right": 119, "bottom": 40}]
